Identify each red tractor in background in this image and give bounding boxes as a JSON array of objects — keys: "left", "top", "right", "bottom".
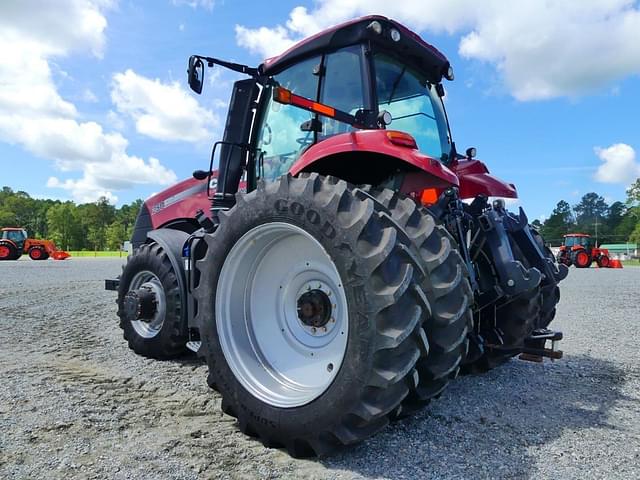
[
  {"left": 106, "top": 16, "right": 568, "bottom": 456},
  {"left": 0, "top": 227, "right": 70, "bottom": 261},
  {"left": 557, "top": 233, "right": 610, "bottom": 268}
]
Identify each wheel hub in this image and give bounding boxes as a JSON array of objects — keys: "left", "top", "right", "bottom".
[
  {"left": 297, "top": 289, "right": 332, "bottom": 328},
  {"left": 124, "top": 287, "right": 157, "bottom": 322},
  {"left": 125, "top": 271, "right": 166, "bottom": 339}
]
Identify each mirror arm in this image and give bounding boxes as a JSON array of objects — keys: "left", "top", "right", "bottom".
[{"left": 195, "top": 55, "right": 259, "bottom": 77}]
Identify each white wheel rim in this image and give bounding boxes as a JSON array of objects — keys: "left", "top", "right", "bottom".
[
  {"left": 128, "top": 270, "right": 166, "bottom": 339},
  {"left": 216, "top": 222, "right": 349, "bottom": 408}
]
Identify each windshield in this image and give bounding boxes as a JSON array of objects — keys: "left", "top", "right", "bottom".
[
  {"left": 374, "top": 53, "right": 450, "bottom": 161},
  {"left": 565, "top": 236, "right": 590, "bottom": 247}
]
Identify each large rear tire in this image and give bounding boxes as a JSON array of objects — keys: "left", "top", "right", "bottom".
[
  {"left": 0, "top": 242, "right": 18, "bottom": 260},
  {"left": 463, "top": 287, "right": 542, "bottom": 373},
  {"left": 463, "top": 225, "right": 543, "bottom": 373},
  {"left": 572, "top": 249, "right": 591, "bottom": 268},
  {"left": 193, "top": 174, "right": 427, "bottom": 456},
  {"left": 532, "top": 230, "right": 561, "bottom": 329},
  {"left": 117, "top": 242, "right": 188, "bottom": 359},
  {"left": 365, "top": 189, "right": 473, "bottom": 416}
]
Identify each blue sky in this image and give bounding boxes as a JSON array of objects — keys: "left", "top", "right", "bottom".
[{"left": 1, "top": 0, "right": 639, "bottom": 221}]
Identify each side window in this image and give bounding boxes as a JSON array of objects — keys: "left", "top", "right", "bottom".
[
  {"left": 320, "top": 46, "right": 364, "bottom": 139},
  {"left": 257, "top": 56, "right": 320, "bottom": 181}
]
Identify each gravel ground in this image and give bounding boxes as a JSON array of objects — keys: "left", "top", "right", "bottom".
[{"left": 1, "top": 258, "right": 639, "bottom": 479}]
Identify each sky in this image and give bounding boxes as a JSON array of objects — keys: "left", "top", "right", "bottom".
[{"left": 1, "top": 0, "right": 639, "bottom": 221}]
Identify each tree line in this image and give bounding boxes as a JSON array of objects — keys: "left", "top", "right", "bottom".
[
  {"left": 0, "top": 186, "right": 142, "bottom": 251},
  {"left": 2, "top": 177, "right": 640, "bottom": 251},
  {"left": 535, "top": 178, "right": 640, "bottom": 246}
]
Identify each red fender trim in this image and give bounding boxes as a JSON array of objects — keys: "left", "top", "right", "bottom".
[
  {"left": 450, "top": 159, "right": 517, "bottom": 200},
  {"left": 290, "top": 130, "right": 459, "bottom": 187}
]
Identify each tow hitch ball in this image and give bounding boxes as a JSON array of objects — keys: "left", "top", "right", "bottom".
[{"left": 519, "top": 329, "right": 563, "bottom": 363}]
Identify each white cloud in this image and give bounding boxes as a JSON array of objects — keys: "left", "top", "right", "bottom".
[
  {"left": 111, "top": 69, "right": 218, "bottom": 143},
  {"left": 235, "top": 0, "right": 640, "bottom": 101},
  {"left": 0, "top": 0, "right": 177, "bottom": 203},
  {"left": 594, "top": 143, "right": 640, "bottom": 185},
  {"left": 235, "top": 25, "right": 296, "bottom": 58},
  {"left": 47, "top": 155, "right": 176, "bottom": 204}
]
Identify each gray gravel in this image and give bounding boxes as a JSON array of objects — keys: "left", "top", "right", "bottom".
[{"left": 1, "top": 258, "right": 639, "bottom": 479}]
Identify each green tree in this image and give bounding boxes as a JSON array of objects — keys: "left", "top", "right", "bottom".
[
  {"left": 624, "top": 178, "right": 640, "bottom": 244},
  {"left": 629, "top": 222, "right": 640, "bottom": 244},
  {"left": 573, "top": 192, "right": 610, "bottom": 243},
  {"left": 106, "top": 220, "right": 126, "bottom": 250},
  {"left": 81, "top": 197, "right": 115, "bottom": 250},
  {"left": 540, "top": 200, "right": 574, "bottom": 244},
  {"left": 47, "top": 202, "right": 82, "bottom": 250}
]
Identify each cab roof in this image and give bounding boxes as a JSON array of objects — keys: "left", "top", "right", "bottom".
[{"left": 259, "top": 15, "right": 451, "bottom": 83}]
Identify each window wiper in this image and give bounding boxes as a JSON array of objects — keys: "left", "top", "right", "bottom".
[{"left": 387, "top": 66, "right": 406, "bottom": 104}]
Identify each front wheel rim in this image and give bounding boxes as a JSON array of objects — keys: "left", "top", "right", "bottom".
[
  {"left": 216, "top": 222, "right": 349, "bottom": 408},
  {"left": 128, "top": 271, "right": 166, "bottom": 339}
]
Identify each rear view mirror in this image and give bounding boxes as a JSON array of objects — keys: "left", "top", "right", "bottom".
[{"left": 188, "top": 56, "right": 205, "bottom": 94}]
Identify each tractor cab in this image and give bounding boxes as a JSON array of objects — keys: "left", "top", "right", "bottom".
[
  {"left": 1, "top": 228, "right": 27, "bottom": 250},
  {"left": 562, "top": 234, "right": 593, "bottom": 250},
  {"left": 187, "top": 16, "right": 460, "bottom": 209},
  {"left": 253, "top": 26, "right": 453, "bottom": 183}
]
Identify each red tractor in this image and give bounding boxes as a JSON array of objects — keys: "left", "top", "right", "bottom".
[
  {"left": 0, "top": 227, "right": 70, "bottom": 261},
  {"left": 106, "top": 16, "right": 567, "bottom": 456},
  {"left": 557, "top": 233, "right": 611, "bottom": 268}
]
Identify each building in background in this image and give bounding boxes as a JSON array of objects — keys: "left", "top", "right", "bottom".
[{"left": 599, "top": 243, "right": 638, "bottom": 260}]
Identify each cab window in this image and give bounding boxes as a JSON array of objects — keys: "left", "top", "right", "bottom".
[
  {"left": 256, "top": 56, "right": 320, "bottom": 182},
  {"left": 374, "top": 53, "right": 450, "bottom": 160},
  {"left": 319, "top": 46, "right": 365, "bottom": 139}
]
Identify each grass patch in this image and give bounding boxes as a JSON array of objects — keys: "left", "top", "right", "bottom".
[
  {"left": 621, "top": 259, "right": 640, "bottom": 267},
  {"left": 67, "top": 251, "right": 129, "bottom": 258}
]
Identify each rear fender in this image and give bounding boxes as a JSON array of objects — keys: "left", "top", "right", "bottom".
[
  {"left": 450, "top": 159, "right": 517, "bottom": 200},
  {"left": 146, "top": 228, "right": 190, "bottom": 326},
  {"left": 290, "top": 130, "right": 459, "bottom": 188}
]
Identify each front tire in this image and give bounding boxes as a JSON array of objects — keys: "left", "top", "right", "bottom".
[
  {"left": 28, "top": 246, "right": 48, "bottom": 260},
  {"left": 193, "top": 174, "right": 427, "bottom": 456},
  {"left": 117, "top": 242, "right": 188, "bottom": 359},
  {"left": 597, "top": 255, "right": 610, "bottom": 268}
]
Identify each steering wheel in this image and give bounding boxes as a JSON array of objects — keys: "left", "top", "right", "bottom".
[
  {"left": 262, "top": 123, "right": 272, "bottom": 146},
  {"left": 296, "top": 129, "right": 313, "bottom": 147}
]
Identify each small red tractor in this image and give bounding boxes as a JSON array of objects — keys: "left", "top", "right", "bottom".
[
  {"left": 0, "top": 227, "right": 70, "bottom": 261},
  {"left": 106, "top": 16, "right": 567, "bottom": 456},
  {"left": 557, "top": 233, "right": 611, "bottom": 268}
]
